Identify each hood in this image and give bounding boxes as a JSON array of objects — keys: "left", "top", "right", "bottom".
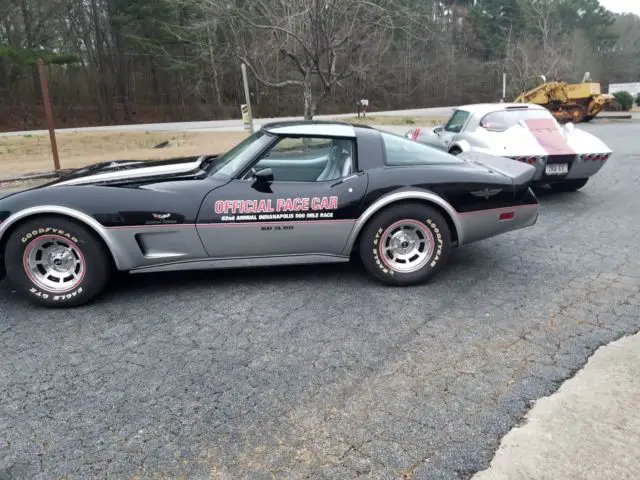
[{"left": 42, "top": 154, "right": 219, "bottom": 188}]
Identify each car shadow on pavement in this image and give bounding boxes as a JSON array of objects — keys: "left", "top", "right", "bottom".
[
  {"left": 99, "top": 261, "right": 367, "bottom": 300},
  {"left": 531, "top": 185, "right": 588, "bottom": 201}
]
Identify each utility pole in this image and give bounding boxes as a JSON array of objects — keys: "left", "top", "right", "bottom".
[
  {"left": 37, "top": 57, "right": 61, "bottom": 171},
  {"left": 241, "top": 63, "right": 254, "bottom": 133},
  {"left": 502, "top": 72, "right": 507, "bottom": 101}
]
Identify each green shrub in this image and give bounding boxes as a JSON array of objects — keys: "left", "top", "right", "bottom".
[
  {"left": 636, "top": 93, "right": 640, "bottom": 107},
  {"left": 613, "top": 91, "right": 634, "bottom": 111}
]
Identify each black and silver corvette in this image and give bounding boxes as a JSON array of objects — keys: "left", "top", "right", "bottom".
[{"left": 0, "top": 121, "right": 540, "bottom": 307}]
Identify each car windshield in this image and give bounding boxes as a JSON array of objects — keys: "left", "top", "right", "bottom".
[
  {"left": 480, "top": 108, "right": 559, "bottom": 132},
  {"left": 206, "top": 130, "right": 275, "bottom": 178}
]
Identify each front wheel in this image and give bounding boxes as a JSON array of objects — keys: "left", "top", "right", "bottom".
[
  {"left": 358, "top": 203, "right": 452, "bottom": 286},
  {"left": 4, "top": 216, "right": 112, "bottom": 307},
  {"left": 549, "top": 178, "right": 589, "bottom": 192}
]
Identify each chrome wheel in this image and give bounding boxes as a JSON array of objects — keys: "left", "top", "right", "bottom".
[
  {"left": 23, "top": 235, "right": 85, "bottom": 293},
  {"left": 378, "top": 220, "right": 435, "bottom": 273}
]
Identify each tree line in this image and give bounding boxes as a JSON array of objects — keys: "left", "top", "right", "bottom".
[{"left": 1, "top": 0, "right": 639, "bottom": 131}]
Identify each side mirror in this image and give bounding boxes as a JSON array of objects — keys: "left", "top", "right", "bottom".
[
  {"left": 253, "top": 167, "right": 274, "bottom": 183},
  {"left": 564, "top": 122, "right": 575, "bottom": 133}
]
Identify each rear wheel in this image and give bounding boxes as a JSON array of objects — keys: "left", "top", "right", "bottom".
[
  {"left": 449, "top": 147, "right": 462, "bottom": 155},
  {"left": 567, "top": 105, "right": 587, "bottom": 123},
  {"left": 358, "top": 203, "right": 452, "bottom": 286},
  {"left": 4, "top": 216, "right": 112, "bottom": 307},
  {"left": 549, "top": 178, "right": 589, "bottom": 192}
]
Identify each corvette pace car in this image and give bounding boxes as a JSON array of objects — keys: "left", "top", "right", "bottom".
[
  {"left": 406, "top": 103, "right": 612, "bottom": 192},
  {"left": 0, "top": 120, "right": 539, "bottom": 307}
]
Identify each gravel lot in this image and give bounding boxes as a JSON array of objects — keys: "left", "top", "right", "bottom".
[{"left": 1, "top": 120, "right": 639, "bottom": 480}]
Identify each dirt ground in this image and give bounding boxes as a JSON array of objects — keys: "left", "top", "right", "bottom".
[
  {"left": 0, "top": 116, "right": 446, "bottom": 178},
  {"left": 0, "top": 130, "right": 249, "bottom": 177}
]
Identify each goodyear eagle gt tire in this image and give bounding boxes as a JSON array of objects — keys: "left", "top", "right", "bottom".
[
  {"left": 359, "top": 203, "right": 452, "bottom": 286},
  {"left": 4, "top": 216, "right": 112, "bottom": 307}
]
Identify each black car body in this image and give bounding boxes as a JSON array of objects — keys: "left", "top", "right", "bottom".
[{"left": 0, "top": 120, "right": 539, "bottom": 307}]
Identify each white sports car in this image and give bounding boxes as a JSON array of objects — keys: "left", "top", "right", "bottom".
[{"left": 406, "top": 103, "right": 612, "bottom": 192}]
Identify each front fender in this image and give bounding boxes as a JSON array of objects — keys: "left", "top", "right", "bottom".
[{"left": 450, "top": 139, "right": 471, "bottom": 153}]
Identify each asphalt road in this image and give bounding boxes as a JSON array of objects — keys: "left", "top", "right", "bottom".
[
  {"left": 1, "top": 120, "right": 640, "bottom": 480},
  {"left": 0, "top": 107, "right": 633, "bottom": 136},
  {"left": 0, "top": 106, "right": 457, "bottom": 137}
]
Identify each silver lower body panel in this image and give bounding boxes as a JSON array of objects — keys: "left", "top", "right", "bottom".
[
  {"left": 457, "top": 204, "right": 539, "bottom": 246},
  {"left": 128, "top": 254, "right": 350, "bottom": 274}
]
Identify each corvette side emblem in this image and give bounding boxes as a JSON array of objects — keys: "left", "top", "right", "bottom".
[
  {"left": 470, "top": 188, "right": 502, "bottom": 199},
  {"left": 152, "top": 213, "right": 171, "bottom": 220}
]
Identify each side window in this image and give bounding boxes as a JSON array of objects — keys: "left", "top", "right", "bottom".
[
  {"left": 381, "top": 132, "right": 464, "bottom": 165},
  {"left": 444, "top": 110, "right": 470, "bottom": 133},
  {"left": 250, "top": 136, "right": 354, "bottom": 182}
]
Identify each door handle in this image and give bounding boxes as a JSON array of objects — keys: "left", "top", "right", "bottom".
[{"left": 330, "top": 172, "right": 362, "bottom": 187}]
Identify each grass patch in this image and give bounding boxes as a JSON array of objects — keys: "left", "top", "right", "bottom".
[
  {"left": 0, "top": 130, "right": 249, "bottom": 177},
  {"left": 337, "top": 115, "right": 448, "bottom": 126}
]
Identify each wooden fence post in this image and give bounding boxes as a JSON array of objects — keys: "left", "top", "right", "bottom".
[{"left": 37, "top": 57, "right": 61, "bottom": 171}]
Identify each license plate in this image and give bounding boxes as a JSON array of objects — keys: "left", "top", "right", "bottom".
[{"left": 545, "top": 163, "right": 568, "bottom": 175}]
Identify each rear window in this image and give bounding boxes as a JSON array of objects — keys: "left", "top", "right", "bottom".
[
  {"left": 480, "top": 108, "right": 558, "bottom": 132},
  {"left": 381, "top": 132, "right": 463, "bottom": 166}
]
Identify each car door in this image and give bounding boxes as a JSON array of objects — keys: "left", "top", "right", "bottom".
[
  {"left": 435, "top": 109, "right": 471, "bottom": 150},
  {"left": 196, "top": 134, "right": 369, "bottom": 259}
]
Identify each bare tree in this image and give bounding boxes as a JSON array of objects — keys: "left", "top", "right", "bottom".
[{"left": 199, "top": 0, "right": 395, "bottom": 119}]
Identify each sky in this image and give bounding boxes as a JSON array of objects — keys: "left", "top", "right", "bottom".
[{"left": 598, "top": 0, "right": 640, "bottom": 15}]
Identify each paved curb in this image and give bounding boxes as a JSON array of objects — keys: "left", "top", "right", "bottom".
[
  {"left": 595, "top": 113, "right": 633, "bottom": 119},
  {"left": 472, "top": 331, "right": 640, "bottom": 480}
]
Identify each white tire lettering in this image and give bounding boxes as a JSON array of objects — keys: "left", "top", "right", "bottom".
[
  {"left": 20, "top": 227, "right": 81, "bottom": 245},
  {"left": 28, "top": 283, "right": 83, "bottom": 301}
]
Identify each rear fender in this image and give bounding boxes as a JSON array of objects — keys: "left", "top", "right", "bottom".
[
  {"left": 342, "top": 188, "right": 464, "bottom": 254},
  {"left": 457, "top": 151, "right": 537, "bottom": 186}
]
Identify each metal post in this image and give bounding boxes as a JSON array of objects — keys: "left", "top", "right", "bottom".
[
  {"left": 37, "top": 57, "right": 61, "bottom": 171},
  {"left": 502, "top": 72, "right": 507, "bottom": 100},
  {"left": 241, "top": 63, "right": 254, "bottom": 133}
]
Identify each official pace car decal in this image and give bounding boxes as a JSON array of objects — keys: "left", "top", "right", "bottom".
[{"left": 214, "top": 196, "right": 339, "bottom": 222}]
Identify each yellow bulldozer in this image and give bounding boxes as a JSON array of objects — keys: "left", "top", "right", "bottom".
[{"left": 513, "top": 80, "right": 615, "bottom": 123}]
